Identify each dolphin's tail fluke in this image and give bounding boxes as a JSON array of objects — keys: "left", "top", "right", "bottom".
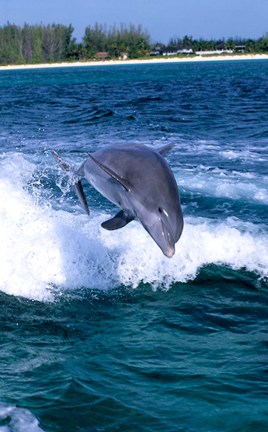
[
  {"left": 51, "top": 150, "right": 72, "bottom": 171},
  {"left": 52, "top": 151, "right": 90, "bottom": 215}
]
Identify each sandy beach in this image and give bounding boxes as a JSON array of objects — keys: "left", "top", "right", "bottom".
[{"left": 0, "top": 53, "right": 268, "bottom": 71}]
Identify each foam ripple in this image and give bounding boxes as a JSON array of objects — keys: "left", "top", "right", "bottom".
[{"left": 0, "top": 402, "right": 44, "bottom": 432}]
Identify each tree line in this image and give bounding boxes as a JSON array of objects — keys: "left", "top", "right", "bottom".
[
  {"left": 0, "top": 22, "right": 150, "bottom": 64},
  {"left": 166, "top": 34, "right": 268, "bottom": 53},
  {"left": 0, "top": 22, "right": 267, "bottom": 65},
  {"left": 0, "top": 23, "right": 74, "bottom": 64}
]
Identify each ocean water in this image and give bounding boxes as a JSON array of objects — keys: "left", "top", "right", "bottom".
[{"left": 0, "top": 60, "right": 267, "bottom": 432}]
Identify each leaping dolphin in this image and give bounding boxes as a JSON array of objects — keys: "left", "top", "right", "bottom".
[{"left": 52, "top": 144, "right": 183, "bottom": 257}]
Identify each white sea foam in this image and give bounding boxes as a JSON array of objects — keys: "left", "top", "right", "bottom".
[
  {"left": 177, "top": 167, "right": 268, "bottom": 203},
  {"left": 0, "top": 402, "right": 44, "bottom": 432},
  {"left": 0, "top": 153, "right": 267, "bottom": 301},
  {"left": 220, "top": 149, "right": 267, "bottom": 162}
]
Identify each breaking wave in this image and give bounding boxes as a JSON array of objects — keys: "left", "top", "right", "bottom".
[{"left": 0, "top": 153, "right": 267, "bottom": 302}]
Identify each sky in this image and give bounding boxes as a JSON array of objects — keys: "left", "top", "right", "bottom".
[{"left": 1, "top": 0, "right": 268, "bottom": 43}]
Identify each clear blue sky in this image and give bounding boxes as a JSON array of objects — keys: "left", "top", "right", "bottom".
[{"left": 1, "top": 0, "right": 267, "bottom": 43}]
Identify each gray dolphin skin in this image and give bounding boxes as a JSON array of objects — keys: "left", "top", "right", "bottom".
[{"left": 52, "top": 143, "right": 183, "bottom": 257}]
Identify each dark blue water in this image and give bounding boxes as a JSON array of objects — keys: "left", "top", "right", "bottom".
[{"left": 0, "top": 60, "right": 267, "bottom": 432}]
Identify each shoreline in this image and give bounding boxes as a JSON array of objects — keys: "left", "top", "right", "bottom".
[{"left": 0, "top": 53, "right": 268, "bottom": 71}]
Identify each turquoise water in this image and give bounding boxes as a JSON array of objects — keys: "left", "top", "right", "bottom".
[{"left": 0, "top": 60, "right": 267, "bottom": 431}]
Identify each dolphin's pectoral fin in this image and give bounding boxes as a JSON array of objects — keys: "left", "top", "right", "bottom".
[
  {"left": 74, "top": 180, "right": 90, "bottom": 215},
  {"left": 88, "top": 154, "right": 131, "bottom": 191},
  {"left": 101, "top": 210, "right": 134, "bottom": 231}
]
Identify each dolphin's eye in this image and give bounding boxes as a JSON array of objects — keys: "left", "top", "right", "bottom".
[{"left": 158, "top": 207, "right": 163, "bottom": 213}]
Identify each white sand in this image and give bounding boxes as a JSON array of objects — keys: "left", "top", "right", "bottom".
[{"left": 0, "top": 54, "right": 268, "bottom": 71}]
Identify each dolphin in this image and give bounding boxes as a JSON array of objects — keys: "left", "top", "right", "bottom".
[{"left": 52, "top": 143, "right": 183, "bottom": 257}]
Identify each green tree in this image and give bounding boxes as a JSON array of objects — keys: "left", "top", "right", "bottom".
[
  {"left": 225, "top": 38, "right": 235, "bottom": 50},
  {"left": 83, "top": 23, "right": 108, "bottom": 57},
  {"left": 82, "top": 23, "right": 150, "bottom": 59},
  {"left": 0, "top": 23, "right": 24, "bottom": 64},
  {"left": 41, "top": 24, "right": 74, "bottom": 62},
  {"left": 182, "top": 35, "right": 193, "bottom": 50},
  {"left": 256, "top": 33, "right": 268, "bottom": 52}
]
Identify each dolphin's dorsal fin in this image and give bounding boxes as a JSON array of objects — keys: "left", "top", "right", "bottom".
[
  {"left": 101, "top": 210, "right": 134, "bottom": 230},
  {"left": 88, "top": 154, "right": 130, "bottom": 191},
  {"left": 158, "top": 143, "right": 175, "bottom": 156}
]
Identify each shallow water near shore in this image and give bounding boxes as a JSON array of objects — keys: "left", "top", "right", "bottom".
[{"left": 0, "top": 60, "right": 267, "bottom": 431}]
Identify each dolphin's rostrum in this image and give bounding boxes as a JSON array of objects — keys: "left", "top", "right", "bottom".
[{"left": 53, "top": 144, "right": 183, "bottom": 257}]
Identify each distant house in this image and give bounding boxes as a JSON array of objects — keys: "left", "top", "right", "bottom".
[
  {"left": 150, "top": 47, "right": 162, "bottom": 56},
  {"left": 234, "top": 45, "right": 246, "bottom": 53},
  {"left": 150, "top": 46, "right": 193, "bottom": 56},
  {"left": 162, "top": 47, "right": 178, "bottom": 56},
  {"left": 119, "top": 52, "right": 128, "bottom": 60},
  {"left": 196, "top": 49, "right": 234, "bottom": 56},
  {"left": 96, "top": 52, "right": 109, "bottom": 60},
  {"left": 177, "top": 48, "right": 193, "bottom": 55}
]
